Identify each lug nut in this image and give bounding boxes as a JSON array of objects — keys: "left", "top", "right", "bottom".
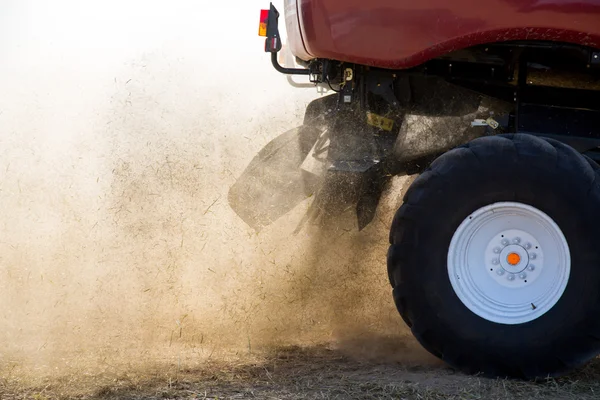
[
  {"left": 525, "top": 243, "right": 532, "bottom": 249},
  {"left": 493, "top": 247, "right": 501, "bottom": 254},
  {"left": 519, "top": 273, "right": 527, "bottom": 279},
  {"left": 496, "top": 269, "right": 504, "bottom": 276},
  {"left": 527, "top": 264, "right": 535, "bottom": 271},
  {"left": 530, "top": 253, "right": 537, "bottom": 260},
  {"left": 501, "top": 239, "right": 509, "bottom": 246},
  {"left": 492, "top": 259, "right": 500, "bottom": 265},
  {"left": 507, "top": 274, "right": 515, "bottom": 281},
  {"left": 513, "top": 237, "right": 521, "bottom": 244}
]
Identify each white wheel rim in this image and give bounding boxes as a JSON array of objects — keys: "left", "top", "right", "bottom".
[{"left": 447, "top": 202, "right": 571, "bottom": 325}]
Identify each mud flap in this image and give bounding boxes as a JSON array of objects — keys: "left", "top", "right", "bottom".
[
  {"left": 356, "top": 163, "right": 390, "bottom": 230},
  {"left": 228, "top": 124, "right": 323, "bottom": 231},
  {"left": 291, "top": 161, "right": 391, "bottom": 232}
]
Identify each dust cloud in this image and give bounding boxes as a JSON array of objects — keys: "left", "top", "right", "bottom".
[{"left": 0, "top": 0, "right": 428, "bottom": 389}]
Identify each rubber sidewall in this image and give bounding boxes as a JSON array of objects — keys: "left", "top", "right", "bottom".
[{"left": 388, "top": 134, "right": 600, "bottom": 378}]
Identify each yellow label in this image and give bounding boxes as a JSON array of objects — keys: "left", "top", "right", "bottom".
[{"left": 366, "top": 112, "right": 394, "bottom": 132}]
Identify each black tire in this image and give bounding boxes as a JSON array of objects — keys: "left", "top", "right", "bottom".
[{"left": 387, "top": 134, "right": 600, "bottom": 379}]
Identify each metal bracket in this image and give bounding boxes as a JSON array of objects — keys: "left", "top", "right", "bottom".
[
  {"left": 271, "top": 52, "right": 311, "bottom": 75},
  {"left": 265, "top": 3, "right": 311, "bottom": 76},
  {"left": 366, "top": 72, "right": 399, "bottom": 107}
]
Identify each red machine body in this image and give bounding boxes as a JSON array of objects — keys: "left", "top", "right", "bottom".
[{"left": 286, "top": 0, "right": 600, "bottom": 68}]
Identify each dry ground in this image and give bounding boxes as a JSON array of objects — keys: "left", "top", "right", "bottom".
[{"left": 2, "top": 344, "right": 600, "bottom": 400}]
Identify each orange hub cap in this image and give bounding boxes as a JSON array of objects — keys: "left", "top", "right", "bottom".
[{"left": 507, "top": 252, "right": 521, "bottom": 265}]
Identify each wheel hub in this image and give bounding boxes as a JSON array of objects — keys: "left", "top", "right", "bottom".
[
  {"left": 448, "top": 202, "right": 570, "bottom": 325},
  {"left": 485, "top": 230, "right": 543, "bottom": 288}
]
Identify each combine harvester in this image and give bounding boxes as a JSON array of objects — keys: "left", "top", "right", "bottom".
[{"left": 229, "top": 1, "right": 600, "bottom": 378}]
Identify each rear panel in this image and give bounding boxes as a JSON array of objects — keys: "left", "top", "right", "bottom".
[
  {"left": 293, "top": 0, "right": 600, "bottom": 68},
  {"left": 283, "top": 0, "right": 311, "bottom": 61}
]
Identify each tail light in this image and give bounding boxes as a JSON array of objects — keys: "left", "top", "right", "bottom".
[
  {"left": 258, "top": 9, "right": 269, "bottom": 37},
  {"left": 258, "top": 3, "right": 282, "bottom": 53}
]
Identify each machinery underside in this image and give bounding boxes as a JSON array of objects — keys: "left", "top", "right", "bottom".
[{"left": 229, "top": 42, "right": 600, "bottom": 232}]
